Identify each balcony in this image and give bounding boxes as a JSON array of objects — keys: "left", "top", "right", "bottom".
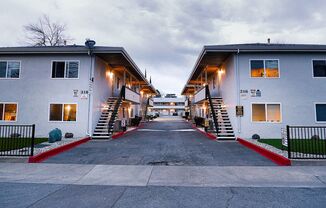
[
  {"left": 193, "top": 87, "right": 206, "bottom": 103},
  {"left": 148, "top": 98, "right": 154, "bottom": 107},
  {"left": 124, "top": 86, "right": 140, "bottom": 104}
]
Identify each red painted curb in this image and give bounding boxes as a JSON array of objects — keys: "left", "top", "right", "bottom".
[
  {"left": 112, "top": 124, "right": 143, "bottom": 139},
  {"left": 237, "top": 137, "right": 291, "bottom": 166},
  {"left": 191, "top": 123, "right": 217, "bottom": 140},
  {"left": 28, "top": 137, "right": 91, "bottom": 163}
]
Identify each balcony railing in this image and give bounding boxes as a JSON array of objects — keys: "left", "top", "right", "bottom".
[
  {"left": 194, "top": 86, "right": 206, "bottom": 103},
  {"left": 148, "top": 98, "right": 154, "bottom": 107},
  {"left": 124, "top": 86, "right": 140, "bottom": 104}
]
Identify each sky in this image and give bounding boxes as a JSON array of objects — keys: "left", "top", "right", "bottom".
[{"left": 1, "top": 0, "right": 326, "bottom": 95}]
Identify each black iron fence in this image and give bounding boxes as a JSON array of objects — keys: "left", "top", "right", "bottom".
[
  {"left": 0, "top": 124, "right": 35, "bottom": 156},
  {"left": 286, "top": 125, "right": 326, "bottom": 159}
]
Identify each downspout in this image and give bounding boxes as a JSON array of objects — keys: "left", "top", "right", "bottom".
[
  {"left": 86, "top": 41, "right": 95, "bottom": 136},
  {"left": 236, "top": 48, "right": 241, "bottom": 134}
]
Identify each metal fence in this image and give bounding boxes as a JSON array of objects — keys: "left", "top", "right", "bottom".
[
  {"left": 0, "top": 124, "right": 35, "bottom": 156},
  {"left": 286, "top": 125, "right": 326, "bottom": 159}
]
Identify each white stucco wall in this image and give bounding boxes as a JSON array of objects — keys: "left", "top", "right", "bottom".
[
  {"left": 237, "top": 53, "right": 326, "bottom": 138},
  {"left": 0, "top": 54, "right": 90, "bottom": 137},
  {"left": 91, "top": 57, "right": 113, "bottom": 133},
  {"left": 217, "top": 55, "right": 238, "bottom": 134}
]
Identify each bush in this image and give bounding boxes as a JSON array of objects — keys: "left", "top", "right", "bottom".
[
  {"left": 194, "top": 116, "right": 204, "bottom": 127},
  {"left": 130, "top": 116, "right": 142, "bottom": 126},
  {"left": 311, "top": 135, "right": 320, "bottom": 140},
  {"left": 49, "top": 128, "right": 62, "bottom": 143},
  {"left": 252, "top": 134, "right": 260, "bottom": 140}
]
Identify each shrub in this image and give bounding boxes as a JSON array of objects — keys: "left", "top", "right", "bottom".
[
  {"left": 311, "top": 135, "right": 320, "bottom": 140},
  {"left": 252, "top": 134, "right": 260, "bottom": 140},
  {"left": 194, "top": 116, "right": 204, "bottom": 127},
  {"left": 49, "top": 128, "right": 62, "bottom": 143}
]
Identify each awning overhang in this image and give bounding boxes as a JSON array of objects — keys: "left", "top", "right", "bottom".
[{"left": 181, "top": 48, "right": 233, "bottom": 95}]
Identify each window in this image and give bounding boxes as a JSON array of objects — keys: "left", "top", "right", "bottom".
[
  {"left": 49, "top": 103, "right": 77, "bottom": 121},
  {"left": 0, "top": 103, "right": 17, "bottom": 121},
  {"left": 315, "top": 103, "right": 326, "bottom": 122},
  {"left": 312, "top": 60, "right": 326, "bottom": 77},
  {"left": 250, "top": 60, "right": 279, "bottom": 78},
  {"left": 0, "top": 61, "right": 20, "bottom": 78},
  {"left": 51, "top": 61, "right": 79, "bottom": 78},
  {"left": 252, "top": 103, "right": 281, "bottom": 123}
]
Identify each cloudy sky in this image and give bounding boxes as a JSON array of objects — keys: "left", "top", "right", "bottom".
[{"left": 1, "top": 0, "right": 325, "bottom": 95}]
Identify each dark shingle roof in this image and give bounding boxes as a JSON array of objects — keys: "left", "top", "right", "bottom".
[
  {"left": 204, "top": 43, "right": 326, "bottom": 52},
  {"left": 0, "top": 45, "right": 123, "bottom": 54}
]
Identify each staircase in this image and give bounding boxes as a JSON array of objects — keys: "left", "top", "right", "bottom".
[
  {"left": 92, "top": 97, "right": 121, "bottom": 139},
  {"left": 210, "top": 97, "right": 235, "bottom": 140}
]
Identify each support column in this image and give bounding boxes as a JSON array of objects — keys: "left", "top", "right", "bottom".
[{"left": 123, "top": 68, "right": 126, "bottom": 86}]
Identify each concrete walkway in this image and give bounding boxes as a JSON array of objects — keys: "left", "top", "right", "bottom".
[
  {"left": 44, "top": 117, "right": 275, "bottom": 166},
  {"left": 1, "top": 163, "right": 326, "bottom": 187}
]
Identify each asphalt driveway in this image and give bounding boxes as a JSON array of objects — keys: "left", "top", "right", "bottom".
[{"left": 44, "top": 117, "right": 275, "bottom": 166}]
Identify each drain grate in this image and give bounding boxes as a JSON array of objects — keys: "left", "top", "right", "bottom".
[{"left": 147, "top": 161, "right": 184, "bottom": 166}]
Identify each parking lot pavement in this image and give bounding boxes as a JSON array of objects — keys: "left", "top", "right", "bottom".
[{"left": 44, "top": 117, "right": 275, "bottom": 166}]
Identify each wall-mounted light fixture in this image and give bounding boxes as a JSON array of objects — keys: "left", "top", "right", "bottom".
[
  {"left": 218, "top": 69, "right": 225, "bottom": 75},
  {"left": 107, "top": 71, "right": 114, "bottom": 79}
]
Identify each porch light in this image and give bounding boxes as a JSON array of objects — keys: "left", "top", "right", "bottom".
[
  {"left": 218, "top": 69, "right": 225, "bottom": 75},
  {"left": 140, "top": 91, "right": 144, "bottom": 96},
  {"left": 107, "top": 71, "right": 114, "bottom": 79}
]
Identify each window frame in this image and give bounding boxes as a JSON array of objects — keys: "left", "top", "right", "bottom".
[
  {"left": 0, "top": 60, "right": 21, "bottom": 79},
  {"left": 314, "top": 102, "right": 326, "bottom": 123},
  {"left": 0, "top": 102, "right": 18, "bottom": 122},
  {"left": 251, "top": 102, "right": 282, "bottom": 123},
  {"left": 249, "top": 59, "right": 280, "bottom": 79},
  {"left": 50, "top": 60, "right": 80, "bottom": 79},
  {"left": 311, "top": 59, "right": 326, "bottom": 78},
  {"left": 48, "top": 103, "right": 78, "bottom": 122}
]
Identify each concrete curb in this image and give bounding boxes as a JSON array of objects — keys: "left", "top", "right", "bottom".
[
  {"left": 237, "top": 137, "right": 291, "bottom": 166},
  {"left": 112, "top": 124, "right": 144, "bottom": 139},
  {"left": 28, "top": 137, "right": 91, "bottom": 163},
  {"left": 190, "top": 123, "right": 217, "bottom": 140}
]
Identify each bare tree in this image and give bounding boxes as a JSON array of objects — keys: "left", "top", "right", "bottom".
[{"left": 24, "top": 15, "right": 70, "bottom": 46}]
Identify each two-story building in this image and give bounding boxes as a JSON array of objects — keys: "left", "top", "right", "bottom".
[
  {"left": 0, "top": 41, "right": 156, "bottom": 139},
  {"left": 151, "top": 95, "right": 186, "bottom": 116},
  {"left": 182, "top": 43, "right": 326, "bottom": 140}
]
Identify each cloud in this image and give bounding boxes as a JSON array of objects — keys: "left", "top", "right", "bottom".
[{"left": 1, "top": 0, "right": 326, "bottom": 94}]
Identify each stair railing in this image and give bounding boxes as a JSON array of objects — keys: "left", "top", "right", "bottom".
[
  {"left": 205, "top": 85, "right": 219, "bottom": 138},
  {"left": 108, "top": 85, "right": 125, "bottom": 138}
]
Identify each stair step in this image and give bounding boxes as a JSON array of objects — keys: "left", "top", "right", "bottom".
[
  {"left": 217, "top": 137, "right": 236, "bottom": 140},
  {"left": 218, "top": 133, "right": 235, "bottom": 136},
  {"left": 93, "top": 132, "right": 110, "bottom": 135}
]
